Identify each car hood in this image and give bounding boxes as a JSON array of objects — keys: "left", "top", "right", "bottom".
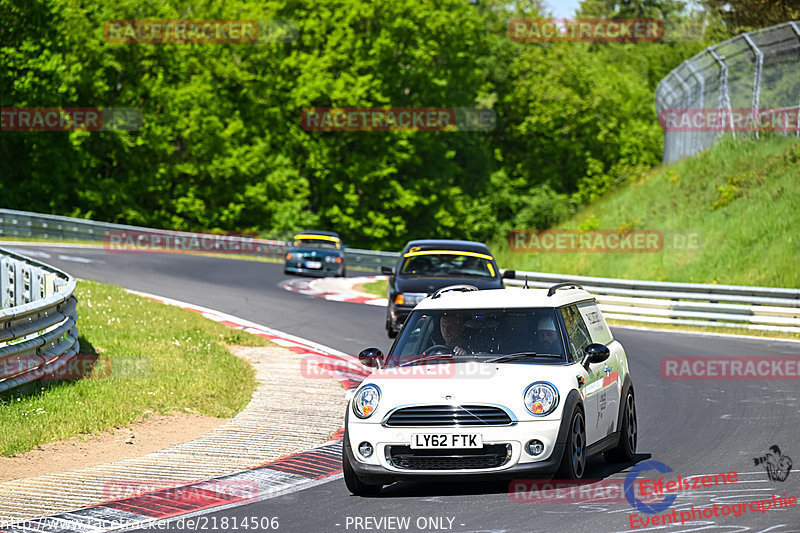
[
  {"left": 355, "top": 362, "right": 583, "bottom": 423},
  {"left": 394, "top": 275, "right": 502, "bottom": 293}
]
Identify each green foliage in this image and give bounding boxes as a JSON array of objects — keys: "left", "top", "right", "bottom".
[
  {"left": 493, "top": 136, "right": 800, "bottom": 288},
  {"left": 702, "top": 0, "right": 800, "bottom": 34},
  {"left": 0, "top": 0, "right": 707, "bottom": 249},
  {"left": 0, "top": 280, "right": 264, "bottom": 456}
]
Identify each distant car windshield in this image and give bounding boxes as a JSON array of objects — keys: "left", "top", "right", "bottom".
[
  {"left": 387, "top": 308, "right": 566, "bottom": 365},
  {"left": 399, "top": 251, "right": 496, "bottom": 277},
  {"left": 293, "top": 237, "right": 340, "bottom": 249}
]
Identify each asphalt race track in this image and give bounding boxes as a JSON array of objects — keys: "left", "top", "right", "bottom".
[{"left": 7, "top": 245, "right": 800, "bottom": 533}]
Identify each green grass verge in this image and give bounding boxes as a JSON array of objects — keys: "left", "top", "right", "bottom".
[
  {"left": 607, "top": 318, "right": 800, "bottom": 342},
  {"left": 491, "top": 136, "right": 800, "bottom": 288},
  {"left": 357, "top": 280, "right": 388, "bottom": 298},
  {"left": 0, "top": 280, "right": 270, "bottom": 457}
]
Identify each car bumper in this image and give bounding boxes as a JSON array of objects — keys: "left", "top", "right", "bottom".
[
  {"left": 285, "top": 263, "right": 342, "bottom": 276},
  {"left": 345, "top": 419, "right": 567, "bottom": 484}
]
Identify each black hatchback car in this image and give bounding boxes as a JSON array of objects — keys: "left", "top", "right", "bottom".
[
  {"left": 284, "top": 230, "right": 346, "bottom": 277},
  {"left": 381, "top": 239, "right": 505, "bottom": 337}
]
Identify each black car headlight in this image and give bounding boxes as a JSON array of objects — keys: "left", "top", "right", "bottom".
[{"left": 524, "top": 382, "right": 559, "bottom": 416}]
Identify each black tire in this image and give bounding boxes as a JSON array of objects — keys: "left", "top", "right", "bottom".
[
  {"left": 385, "top": 312, "right": 398, "bottom": 338},
  {"left": 343, "top": 446, "right": 383, "bottom": 496},
  {"left": 557, "top": 408, "right": 587, "bottom": 479},
  {"left": 605, "top": 390, "right": 637, "bottom": 463},
  {"left": 338, "top": 267, "right": 347, "bottom": 277}
]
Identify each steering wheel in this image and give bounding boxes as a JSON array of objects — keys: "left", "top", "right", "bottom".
[{"left": 423, "top": 344, "right": 455, "bottom": 357}]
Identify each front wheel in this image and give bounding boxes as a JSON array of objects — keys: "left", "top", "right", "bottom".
[
  {"left": 385, "top": 312, "right": 398, "bottom": 338},
  {"left": 557, "top": 409, "right": 586, "bottom": 479},
  {"left": 605, "top": 390, "right": 637, "bottom": 463},
  {"left": 343, "top": 447, "right": 383, "bottom": 496}
]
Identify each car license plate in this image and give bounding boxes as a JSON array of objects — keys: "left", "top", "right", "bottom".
[
  {"left": 410, "top": 433, "right": 482, "bottom": 449},
  {"left": 304, "top": 261, "right": 322, "bottom": 269}
]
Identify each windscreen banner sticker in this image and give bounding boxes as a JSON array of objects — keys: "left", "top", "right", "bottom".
[{"left": 578, "top": 303, "right": 606, "bottom": 336}]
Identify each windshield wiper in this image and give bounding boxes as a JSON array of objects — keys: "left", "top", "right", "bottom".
[
  {"left": 483, "top": 352, "right": 560, "bottom": 363},
  {"left": 397, "top": 354, "right": 454, "bottom": 367}
]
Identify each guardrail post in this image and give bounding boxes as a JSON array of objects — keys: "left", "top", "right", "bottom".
[
  {"left": 708, "top": 47, "right": 735, "bottom": 140},
  {"left": 673, "top": 72, "right": 693, "bottom": 160},
  {"left": 742, "top": 33, "right": 764, "bottom": 140}
]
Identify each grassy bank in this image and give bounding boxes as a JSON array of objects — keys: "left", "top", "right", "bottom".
[
  {"left": 356, "top": 280, "right": 388, "bottom": 298},
  {"left": 0, "top": 280, "right": 269, "bottom": 457},
  {"left": 492, "top": 136, "right": 800, "bottom": 288}
]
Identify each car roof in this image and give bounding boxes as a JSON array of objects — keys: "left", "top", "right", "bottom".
[
  {"left": 294, "top": 230, "right": 341, "bottom": 239},
  {"left": 414, "top": 287, "right": 594, "bottom": 310},
  {"left": 401, "top": 239, "right": 492, "bottom": 255}
]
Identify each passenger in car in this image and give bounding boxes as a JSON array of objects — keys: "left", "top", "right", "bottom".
[
  {"left": 439, "top": 314, "right": 471, "bottom": 356},
  {"left": 535, "top": 316, "right": 562, "bottom": 354}
]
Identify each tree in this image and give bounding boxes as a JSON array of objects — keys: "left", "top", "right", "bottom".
[{"left": 703, "top": 0, "right": 800, "bottom": 33}]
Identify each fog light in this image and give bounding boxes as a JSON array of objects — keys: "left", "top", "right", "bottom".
[
  {"left": 525, "top": 439, "right": 545, "bottom": 457},
  {"left": 358, "top": 441, "right": 374, "bottom": 458}
]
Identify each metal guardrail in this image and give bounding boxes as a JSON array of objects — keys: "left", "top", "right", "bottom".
[
  {"left": 4, "top": 208, "right": 799, "bottom": 334},
  {"left": 344, "top": 248, "right": 400, "bottom": 270},
  {"left": 503, "top": 270, "right": 800, "bottom": 334},
  {"left": 0, "top": 208, "right": 401, "bottom": 270},
  {"left": 0, "top": 247, "right": 80, "bottom": 394},
  {"left": 656, "top": 21, "right": 800, "bottom": 163}
]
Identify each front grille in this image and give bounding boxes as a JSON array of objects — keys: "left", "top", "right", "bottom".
[
  {"left": 383, "top": 405, "right": 513, "bottom": 427},
  {"left": 387, "top": 444, "right": 511, "bottom": 470}
]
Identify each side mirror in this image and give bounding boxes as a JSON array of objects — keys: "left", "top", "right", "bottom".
[
  {"left": 582, "top": 343, "right": 610, "bottom": 368},
  {"left": 501, "top": 270, "right": 516, "bottom": 279},
  {"left": 358, "top": 348, "right": 384, "bottom": 368},
  {"left": 380, "top": 266, "right": 395, "bottom": 275}
]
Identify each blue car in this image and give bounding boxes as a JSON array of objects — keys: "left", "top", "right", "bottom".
[{"left": 284, "top": 230, "right": 346, "bottom": 277}]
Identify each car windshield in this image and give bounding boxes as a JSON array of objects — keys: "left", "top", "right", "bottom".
[
  {"left": 386, "top": 308, "right": 567, "bottom": 366},
  {"left": 398, "top": 252, "right": 496, "bottom": 278},
  {"left": 293, "top": 238, "right": 340, "bottom": 249}
]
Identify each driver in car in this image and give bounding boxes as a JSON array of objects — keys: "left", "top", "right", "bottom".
[
  {"left": 535, "top": 316, "right": 561, "bottom": 354},
  {"left": 440, "top": 314, "right": 471, "bottom": 356}
]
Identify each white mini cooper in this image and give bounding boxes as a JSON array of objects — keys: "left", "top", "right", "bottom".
[{"left": 343, "top": 282, "right": 636, "bottom": 495}]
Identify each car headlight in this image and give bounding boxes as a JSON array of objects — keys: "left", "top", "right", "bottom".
[
  {"left": 324, "top": 255, "right": 337, "bottom": 263},
  {"left": 524, "top": 382, "right": 559, "bottom": 416},
  {"left": 395, "top": 293, "right": 427, "bottom": 306},
  {"left": 352, "top": 385, "right": 381, "bottom": 419}
]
